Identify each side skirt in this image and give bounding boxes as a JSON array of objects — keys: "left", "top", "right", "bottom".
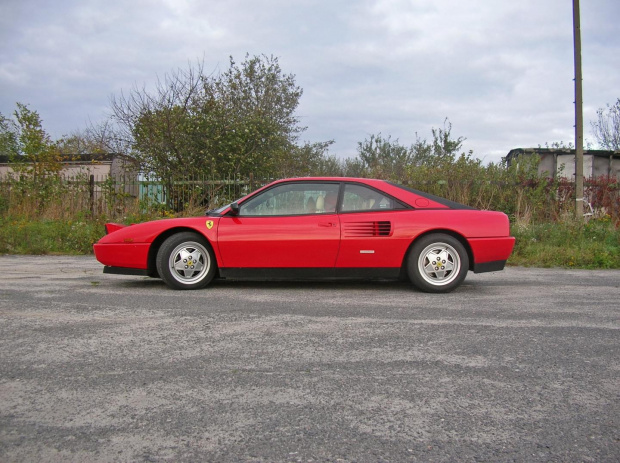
[
  {"left": 103, "top": 266, "right": 150, "bottom": 276},
  {"left": 218, "top": 267, "right": 402, "bottom": 281}
]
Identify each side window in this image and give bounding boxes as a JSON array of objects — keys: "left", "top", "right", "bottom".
[
  {"left": 341, "top": 184, "right": 398, "bottom": 212},
  {"left": 239, "top": 183, "right": 340, "bottom": 216}
]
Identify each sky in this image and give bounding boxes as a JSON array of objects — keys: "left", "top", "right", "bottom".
[{"left": 1, "top": 0, "right": 619, "bottom": 164}]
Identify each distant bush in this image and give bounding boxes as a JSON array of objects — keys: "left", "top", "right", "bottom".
[{"left": 399, "top": 154, "right": 619, "bottom": 224}]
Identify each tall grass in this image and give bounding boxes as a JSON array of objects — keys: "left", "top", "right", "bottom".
[{"left": 0, "top": 156, "right": 618, "bottom": 268}]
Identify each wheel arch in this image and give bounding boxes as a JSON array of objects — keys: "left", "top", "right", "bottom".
[
  {"left": 400, "top": 229, "right": 474, "bottom": 278},
  {"left": 147, "top": 227, "right": 218, "bottom": 278}
]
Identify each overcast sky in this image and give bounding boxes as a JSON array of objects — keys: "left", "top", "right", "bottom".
[{"left": 1, "top": 0, "right": 618, "bottom": 163}]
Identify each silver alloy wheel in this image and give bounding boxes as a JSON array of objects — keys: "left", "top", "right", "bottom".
[
  {"left": 168, "top": 241, "right": 211, "bottom": 285},
  {"left": 417, "top": 241, "right": 461, "bottom": 286}
]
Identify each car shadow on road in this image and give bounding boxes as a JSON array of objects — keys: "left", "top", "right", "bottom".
[{"left": 112, "top": 276, "right": 485, "bottom": 294}]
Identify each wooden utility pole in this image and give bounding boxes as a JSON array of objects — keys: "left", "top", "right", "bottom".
[{"left": 573, "top": 0, "right": 584, "bottom": 218}]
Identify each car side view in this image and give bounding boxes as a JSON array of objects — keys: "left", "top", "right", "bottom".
[{"left": 94, "top": 177, "right": 515, "bottom": 293}]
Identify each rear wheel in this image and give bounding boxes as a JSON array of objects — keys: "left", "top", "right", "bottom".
[
  {"left": 407, "top": 233, "right": 469, "bottom": 293},
  {"left": 156, "top": 232, "right": 216, "bottom": 290}
]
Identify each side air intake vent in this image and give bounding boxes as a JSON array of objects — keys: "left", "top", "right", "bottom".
[{"left": 344, "top": 221, "right": 392, "bottom": 237}]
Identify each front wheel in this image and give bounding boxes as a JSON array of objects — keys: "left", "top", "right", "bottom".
[
  {"left": 407, "top": 234, "right": 469, "bottom": 293},
  {"left": 156, "top": 232, "right": 216, "bottom": 290}
]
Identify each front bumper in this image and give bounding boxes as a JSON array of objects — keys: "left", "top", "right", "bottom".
[{"left": 93, "top": 243, "right": 150, "bottom": 270}]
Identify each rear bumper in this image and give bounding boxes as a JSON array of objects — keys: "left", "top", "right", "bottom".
[{"left": 468, "top": 236, "right": 515, "bottom": 272}]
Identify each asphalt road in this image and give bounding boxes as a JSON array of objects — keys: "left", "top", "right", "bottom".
[{"left": 0, "top": 256, "right": 619, "bottom": 462}]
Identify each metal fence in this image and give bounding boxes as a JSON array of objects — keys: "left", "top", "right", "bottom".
[
  {"left": 1, "top": 172, "right": 618, "bottom": 221},
  {"left": 0, "top": 173, "right": 272, "bottom": 219}
]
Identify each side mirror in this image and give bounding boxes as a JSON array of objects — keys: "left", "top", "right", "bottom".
[{"left": 230, "top": 202, "right": 240, "bottom": 215}]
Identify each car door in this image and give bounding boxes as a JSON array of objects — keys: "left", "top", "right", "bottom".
[
  {"left": 217, "top": 182, "right": 341, "bottom": 268},
  {"left": 336, "top": 182, "right": 411, "bottom": 268}
]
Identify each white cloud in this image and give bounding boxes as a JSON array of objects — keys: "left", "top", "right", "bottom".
[{"left": 1, "top": 0, "right": 618, "bottom": 162}]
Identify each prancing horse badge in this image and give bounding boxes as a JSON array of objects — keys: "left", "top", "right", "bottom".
[{"left": 206, "top": 220, "right": 214, "bottom": 230}]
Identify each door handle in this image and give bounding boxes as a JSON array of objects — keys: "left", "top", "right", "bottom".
[{"left": 318, "top": 222, "right": 337, "bottom": 227}]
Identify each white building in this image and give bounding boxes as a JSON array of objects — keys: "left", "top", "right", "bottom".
[{"left": 505, "top": 148, "right": 620, "bottom": 180}]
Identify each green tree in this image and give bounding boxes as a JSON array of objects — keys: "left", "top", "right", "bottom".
[
  {"left": 0, "top": 103, "right": 68, "bottom": 218},
  {"left": 427, "top": 120, "right": 466, "bottom": 164},
  {"left": 111, "top": 55, "right": 315, "bottom": 180},
  {"left": 56, "top": 125, "right": 115, "bottom": 155},
  {"left": 591, "top": 98, "right": 620, "bottom": 150},
  {"left": 0, "top": 103, "right": 63, "bottom": 176},
  {"left": 357, "top": 120, "right": 467, "bottom": 181},
  {"left": 357, "top": 133, "right": 413, "bottom": 179},
  {"left": 0, "top": 112, "right": 19, "bottom": 157},
  {"left": 338, "top": 156, "right": 366, "bottom": 177},
  {"left": 277, "top": 141, "right": 336, "bottom": 177}
]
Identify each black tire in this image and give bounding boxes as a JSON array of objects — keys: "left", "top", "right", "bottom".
[
  {"left": 156, "top": 232, "right": 216, "bottom": 290},
  {"left": 407, "top": 233, "right": 469, "bottom": 293}
]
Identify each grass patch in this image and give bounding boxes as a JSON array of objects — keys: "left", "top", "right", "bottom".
[
  {"left": 510, "top": 217, "right": 620, "bottom": 268},
  {"left": 0, "top": 217, "right": 105, "bottom": 255}
]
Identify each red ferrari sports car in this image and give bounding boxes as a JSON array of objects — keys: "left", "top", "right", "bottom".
[{"left": 94, "top": 177, "right": 515, "bottom": 293}]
